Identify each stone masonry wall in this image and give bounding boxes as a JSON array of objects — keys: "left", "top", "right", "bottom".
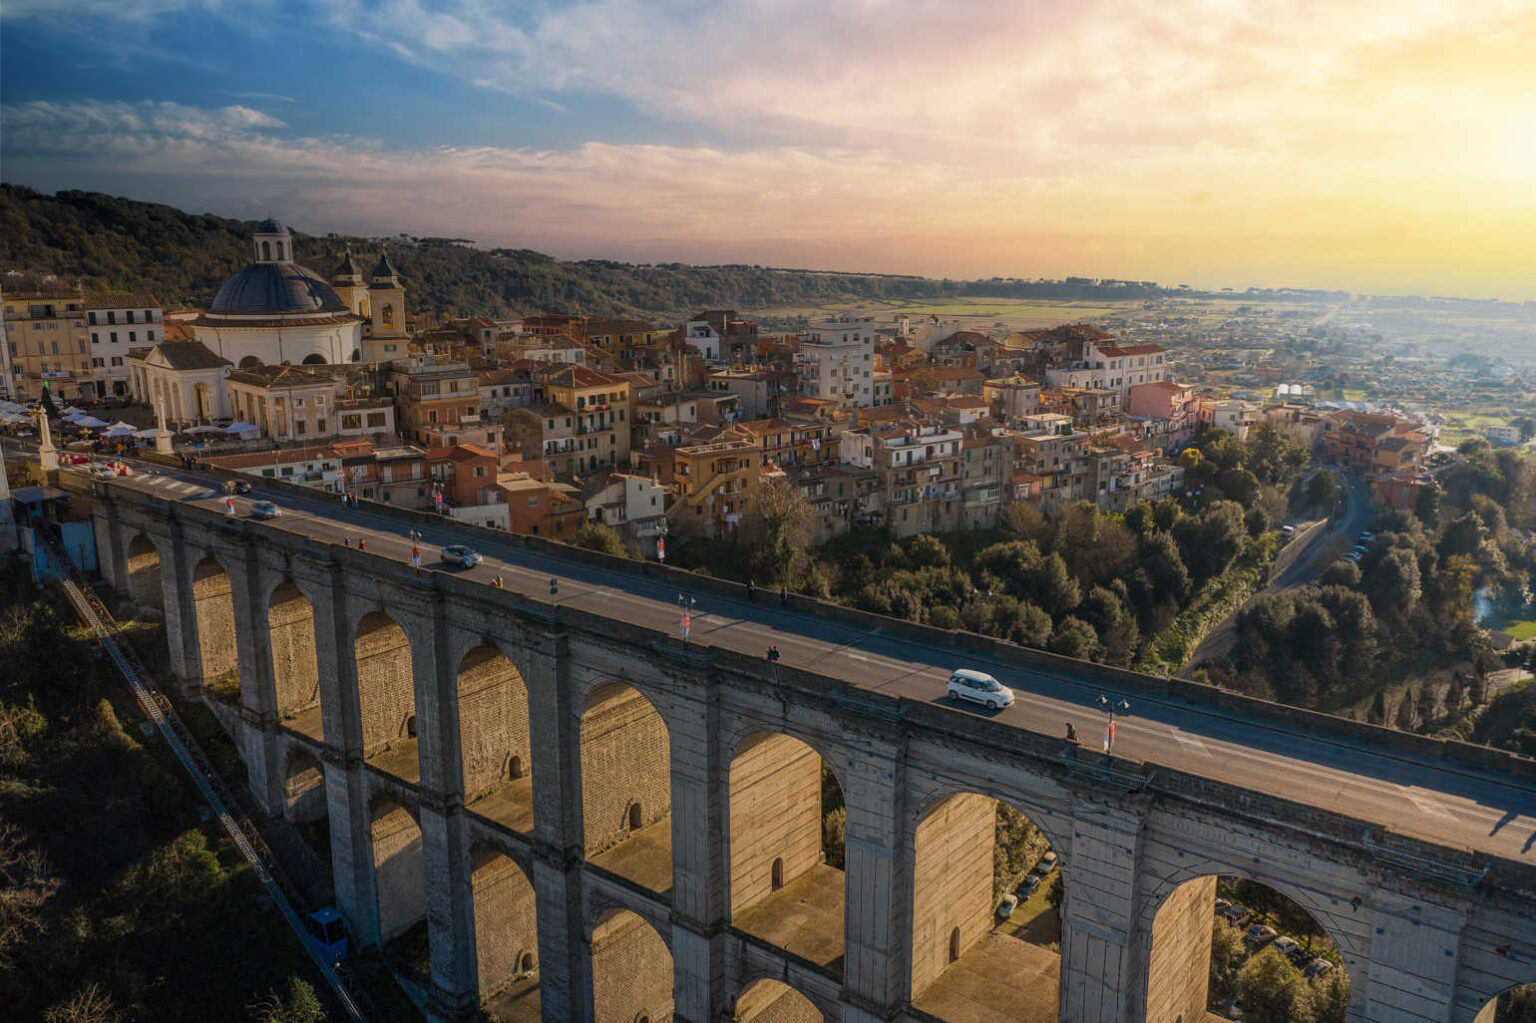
[
  {"left": 371, "top": 802, "right": 427, "bottom": 943},
  {"left": 268, "top": 583, "right": 321, "bottom": 719},
  {"left": 470, "top": 850, "right": 539, "bottom": 996},
  {"left": 580, "top": 685, "right": 671, "bottom": 855},
  {"left": 125, "top": 535, "right": 163, "bottom": 614},
  {"left": 457, "top": 648, "right": 529, "bottom": 800},
  {"left": 733, "top": 979, "right": 824, "bottom": 1023},
  {"left": 354, "top": 613, "right": 416, "bottom": 754},
  {"left": 283, "top": 747, "right": 327, "bottom": 823},
  {"left": 728, "top": 733, "right": 824, "bottom": 918},
  {"left": 909, "top": 792, "right": 996, "bottom": 998},
  {"left": 1145, "top": 875, "right": 1217, "bottom": 1023},
  {"left": 590, "top": 910, "right": 674, "bottom": 1023},
  {"left": 191, "top": 558, "right": 238, "bottom": 682}
]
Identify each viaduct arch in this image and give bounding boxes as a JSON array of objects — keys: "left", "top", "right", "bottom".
[{"left": 89, "top": 487, "right": 1536, "bottom": 1023}]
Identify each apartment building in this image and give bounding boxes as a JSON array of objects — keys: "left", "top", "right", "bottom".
[
  {"left": 1, "top": 288, "right": 91, "bottom": 402},
  {"left": 798, "top": 317, "right": 875, "bottom": 408},
  {"left": 1043, "top": 334, "right": 1168, "bottom": 401},
  {"left": 392, "top": 360, "right": 481, "bottom": 444},
  {"left": 542, "top": 364, "right": 632, "bottom": 474},
  {"left": 580, "top": 472, "right": 669, "bottom": 556},
  {"left": 842, "top": 422, "right": 965, "bottom": 537},
  {"left": 84, "top": 293, "right": 163, "bottom": 397},
  {"left": 1013, "top": 414, "right": 1090, "bottom": 510},
  {"left": 665, "top": 438, "right": 760, "bottom": 538},
  {"left": 985, "top": 374, "right": 1042, "bottom": 421}
]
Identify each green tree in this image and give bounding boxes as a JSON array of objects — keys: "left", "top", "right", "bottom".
[
  {"left": 1237, "top": 947, "right": 1316, "bottom": 1023},
  {"left": 571, "top": 522, "right": 633, "bottom": 558},
  {"left": 1414, "top": 481, "right": 1442, "bottom": 528},
  {"left": 1395, "top": 688, "right": 1418, "bottom": 730},
  {"left": 248, "top": 978, "right": 327, "bottom": 1023},
  {"left": 1312, "top": 968, "right": 1351, "bottom": 1023},
  {"left": 1210, "top": 920, "right": 1247, "bottom": 1005},
  {"left": 1049, "top": 616, "right": 1102, "bottom": 661},
  {"left": 1245, "top": 422, "right": 1308, "bottom": 485},
  {"left": 1305, "top": 470, "right": 1339, "bottom": 514},
  {"left": 1369, "top": 689, "right": 1388, "bottom": 724},
  {"left": 39, "top": 388, "right": 60, "bottom": 420}
]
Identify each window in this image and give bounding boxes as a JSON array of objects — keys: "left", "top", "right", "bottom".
[
  {"left": 144, "top": 310, "right": 153, "bottom": 321},
  {"left": 128, "top": 331, "right": 136, "bottom": 343},
  {"left": 147, "top": 330, "right": 155, "bottom": 341},
  {"left": 366, "top": 412, "right": 385, "bottom": 427},
  {"left": 317, "top": 419, "right": 326, "bottom": 432},
  {"left": 106, "top": 311, "right": 116, "bottom": 325},
  {"left": 110, "top": 332, "right": 118, "bottom": 344},
  {"left": 88, "top": 312, "right": 97, "bottom": 325},
  {"left": 91, "top": 333, "right": 99, "bottom": 344},
  {"left": 126, "top": 311, "right": 135, "bottom": 324},
  {"left": 296, "top": 421, "right": 307, "bottom": 435},
  {"left": 50, "top": 341, "right": 59, "bottom": 355},
  {"left": 91, "top": 357, "right": 104, "bottom": 368}
]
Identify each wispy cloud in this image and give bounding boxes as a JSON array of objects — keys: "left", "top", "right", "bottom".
[
  {"left": 230, "top": 90, "right": 295, "bottom": 104},
  {"left": 4, "top": 96, "right": 1533, "bottom": 298}
]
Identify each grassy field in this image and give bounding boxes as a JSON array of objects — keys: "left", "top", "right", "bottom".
[{"left": 750, "top": 296, "right": 1144, "bottom": 332}]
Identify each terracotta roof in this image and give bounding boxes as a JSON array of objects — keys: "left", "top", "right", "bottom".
[
  {"left": 152, "top": 340, "right": 230, "bottom": 371},
  {"left": 1099, "top": 343, "right": 1165, "bottom": 357},
  {"left": 83, "top": 292, "right": 160, "bottom": 310},
  {"left": 226, "top": 364, "right": 331, "bottom": 388}
]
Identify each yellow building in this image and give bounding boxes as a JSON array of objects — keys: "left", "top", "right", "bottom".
[
  {"left": 669, "top": 438, "right": 760, "bottom": 538},
  {"left": 361, "top": 251, "right": 409, "bottom": 362},
  {"left": 1, "top": 288, "right": 92, "bottom": 402},
  {"left": 542, "top": 364, "right": 632, "bottom": 474}
]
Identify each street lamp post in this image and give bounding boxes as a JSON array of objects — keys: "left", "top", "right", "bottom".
[{"left": 1097, "top": 695, "right": 1130, "bottom": 755}]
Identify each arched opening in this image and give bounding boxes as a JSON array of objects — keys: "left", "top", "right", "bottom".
[
  {"left": 589, "top": 909, "right": 672, "bottom": 1023},
  {"left": 125, "top": 533, "right": 163, "bottom": 615},
  {"left": 1478, "top": 983, "right": 1536, "bottom": 1023},
  {"left": 469, "top": 848, "right": 538, "bottom": 1000},
  {"left": 190, "top": 555, "right": 238, "bottom": 690},
  {"left": 580, "top": 683, "right": 671, "bottom": 894},
  {"left": 268, "top": 581, "right": 322, "bottom": 740},
  {"left": 909, "top": 793, "right": 1062, "bottom": 1022},
  {"left": 628, "top": 802, "right": 643, "bottom": 831},
  {"left": 262, "top": 240, "right": 272, "bottom": 260},
  {"left": 370, "top": 799, "right": 426, "bottom": 943},
  {"left": 239, "top": 355, "right": 263, "bottom": 369},
  {"left": 350, "top": 349, "right": 362, "bottom": 362},
  {"left": 732, "top": 978, "right": 824, "bottom": 1023},
  {"left": 275, "top": 240, "right": 285, "bottom": 261},
  {"left": 728, "top": 732, "right": 845, "bottom": 974},
  {"left": 301, "top": 353, "right": 326, "bottom": 365},
  {"left": 1147, "top": 876, "right": 1353, "bottom": 1023},
  {"left": 382, "top": 303, "right": 395, "bottom": 329},
  {"left": 282, "top": 746, "right": 326, "bottom": 823},
  {"left": 354, "top": 612, "right": 418, "bottom": 782},
  {"left": 457, "top": 646, "right": 532, "bottom": 833}
]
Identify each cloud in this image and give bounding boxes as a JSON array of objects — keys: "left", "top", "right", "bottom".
[{"left": 4, "top": 96, "right": 1533, "bottom": 299}]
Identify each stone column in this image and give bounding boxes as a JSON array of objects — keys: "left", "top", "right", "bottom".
[
  {"left": 159, "top": 518, "right": 199, "bottom": 689},
  {"left": 524, "top": 626, "right": 590, "bottom": 1023},
  {"left": 1058, "top": 799, "right": 1145, "bottom": 1023},
  {"left": 667, "top": 680, "right": 728, "bottom": 1023},
  {"left": 92, "top": 503, "right": 126, "bottom": 592},
  {"left": 415, "top": 598, "right": 479, "bottom": 1022},
  {"left": 312, "top": 561, "right": 378, "bottom": 944},
  {"left": 1360, "top": 891, "right": 1465, "bottom": 1023},
  {"left": 227, "top": 547, "right": 283, "bottom": 816},
  {"left": 839, "top": 737, "right": 909, "bottom": 1023}
]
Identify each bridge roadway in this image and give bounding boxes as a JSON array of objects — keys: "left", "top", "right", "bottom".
[{"left": 103, "top": 463, "right": 1536, "bottom": 865}]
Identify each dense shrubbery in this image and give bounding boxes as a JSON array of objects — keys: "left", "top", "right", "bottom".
[
  {"left": 0, "top": 560, "right": 328, "bottom": 1021},
  {"left": 1225, "top": 440, "right": 1536, "bottom": 715}
]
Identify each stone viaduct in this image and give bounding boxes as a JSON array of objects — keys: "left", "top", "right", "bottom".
[{"left": 91, "top": 484, "right": 1536, "bottom": 1023}]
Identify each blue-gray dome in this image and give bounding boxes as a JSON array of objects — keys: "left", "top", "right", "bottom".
[{"left": 210, "top": 262, "right": 350, "bottom": 315}]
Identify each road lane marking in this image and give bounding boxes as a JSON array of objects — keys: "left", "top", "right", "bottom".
[{"left": 1172, "top": 730, "right": 1214, "bottom": 758}]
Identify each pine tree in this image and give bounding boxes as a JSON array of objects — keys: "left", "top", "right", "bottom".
[
  {"left": 1417, "top": 682, "right": 1440, "bottom": 726},
  {"left": 1446, "top": 673, "right": 1465, "bottom": 714},
  {"left": 1395, "top": 688, "right": 1418, "bottom": 730},
  {"left": 1369, "top": 689, "right": 1388, "bottom": 724},
  {"left": 39, "top": 386, "right": 60, "bottom": 420}
]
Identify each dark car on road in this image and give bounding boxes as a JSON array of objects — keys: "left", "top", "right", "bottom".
[{"left": 440, "top": 545, "right": 483, "bottom": 568}]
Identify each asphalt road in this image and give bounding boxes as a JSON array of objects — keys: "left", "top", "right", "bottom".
[{"left": 76, "top": 460, "right": 1536, "bottom": 864}]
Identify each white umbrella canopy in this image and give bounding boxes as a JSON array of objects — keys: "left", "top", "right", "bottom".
[
  {"left": 134, "top": 427, "right": 163, "bottom": 439},
  {"left": 74, "top": 415, "right": 111, "bottom": 429},
  {"left": 103, "top": 422, "right": 138, "bottom": 437},
  {"left": 185, "top": 424, "right": 222, "bottom": 434},
  {"left": 222, "top": 421, "right": 260, "bottom": 433}
]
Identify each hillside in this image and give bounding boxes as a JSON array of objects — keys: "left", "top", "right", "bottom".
[{"left": 0, "top": 184, "right": 962, "bottom": 323}]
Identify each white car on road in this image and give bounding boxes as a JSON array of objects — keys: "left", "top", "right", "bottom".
[{"left": 946, "top": 669, "right": 1015, "bottom": 710}]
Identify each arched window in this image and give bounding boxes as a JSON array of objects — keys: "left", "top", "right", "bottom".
[
  {"left": 261, "top": 240, "right": 272, "bottom": 260},
  {"left": 519, "top": 952, "right": 533, "bottom": 974},
  {"left": 627, "top": 802, "right": 643, "bottom": 831},
  {"left": 382, "top": 303, "right": 395, "bottom": 329},
  {"left": 275, "top": 241, "right": 285, "bottom": 260},
  {"left": 949, "top": 926, "right": 961, "bottom": 963},
  {"left": 509, "top": 755, "right": 523, "bottom": 780},
  {"left": 771, "top": 857, "right": 785, "bottom": 891},
  {"left": 406, "top": 713, "right": 417, "bottom": 738}
]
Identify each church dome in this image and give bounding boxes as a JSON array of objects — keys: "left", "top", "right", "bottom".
[{"left": 210, "top": 262, "right": 351, "bottom": 315}]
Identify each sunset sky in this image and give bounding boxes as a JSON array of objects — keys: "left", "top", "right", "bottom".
[{"left": 3, "top": 0, "right": 1534, "bottom": 298}]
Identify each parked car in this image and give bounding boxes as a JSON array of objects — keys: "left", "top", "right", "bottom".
[
  {"left": 1034, "top": 851, "right": 1058, "bottom": 875},
  {"left": 1017, "top": 874, "right": 1042, "bottom": 899},
  {"left": 1281, "top": 524, "right": 1297, "bottom": 537},
  {"left": 1304, "top": 958, "right": 1333, "bottom": 978},
  {"left": 1245, "top": 923, "right": 1278, "bottom": 947},
  {"left": 1358, "top": 531, "right": 1375, "bottom": 543},
  {"left": 946, "top": 669, "right": 1015, "bottom": 710},
  {"left": 249, "top": 500, "right": 280, "bottom": 520},
  {"left": 1342, "top": 551, "right": 1361, "bottom": 562},
  {"left": 440, "top": 545, "right": 483, "bottom": 568},
  {"left": 234, "top": 479, "right": 254, "bottom": 495},
  {"left": 1272, "top": 936, "right": 1300, "bottom": 958},
  {"left": 996, "top": 893, "right": 1018, "bottom": 919},
  {"left": 1350, "top": 544, "right": 1369, "bottom": 555}
]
